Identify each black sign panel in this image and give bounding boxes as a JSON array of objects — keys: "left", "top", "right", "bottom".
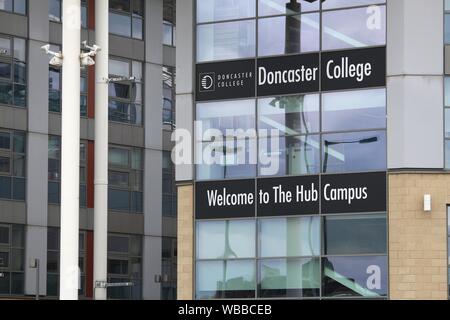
[
  {"left": 195, "top": 179, "right": 255, "bottom": 219},
  {"left": 321, "top": 47, "right": 386, "bottom": 91},
  {"left": 257, "top": 176, "right": 320, "bottom": 216},
  {"left": 257, "top": 53, "right": 320, "bottom": 96},
  {"left": 321, "top": 172, "right": 387, "bottom": 214},
  {"left": 196, "top": 59, "right": 255, "bottom": 101}
]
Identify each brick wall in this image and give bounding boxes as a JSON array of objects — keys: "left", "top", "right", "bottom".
[{"left": 389, "top": 172, "right": 448, "bottom": 299}]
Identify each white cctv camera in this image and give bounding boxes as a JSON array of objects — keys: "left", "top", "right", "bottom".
[{"left": 41, "top": 44, "right": 63, "bottom": 67}]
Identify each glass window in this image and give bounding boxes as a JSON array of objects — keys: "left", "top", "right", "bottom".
[
  {"left": 258, "top": 13, "right": 319, "bottom": 57},
  {"left": 324, "top": 214, "right": 387, "bottom": 255},
  {"left": 259, "top": 258, "right": 320, "bottom": 298},
  {"left": 197, "top": 20, "right": 256, "bottom": 62},
  {"left": 322, "top": 5, "right": 386, "bottom": 51},
  {"left": 0, "top": 0, "right": 13, "bottom": 12},
  {"left": 196, "top": 220, "right": 255, "bottom": 259},
  {"left": 322, "top": 131, "right": 386, "bottom": 173},
  {"left": 196, "top": 99, "right": 255, "bottom": 139},
  {"left": 197, "top": 0, "right": 255, "bottom": 23},
  {"left": 323, "top": 0, "right": 386, "bottom": 10},
  {"left": 446, "top": 0, "right": 450, "bottom": 11},
  {"left": 109, "top": 0, "right": 143, "bottom": 39},
  {"left": 259, "top": 217, "right": 320, "bottom": 257},
  {"left": 196, "top": 138, "right": 257, "bottom": 180},
  {"left": 196, "top": 260, "right": 256, "bottom": 299},
  {"left": 0, "top": 0, "right": 26, "bottom": 14},
  {"left": 322, "top": 255, "right": 388, "bottom": 298},
  {"left": 109, "top": 147, "right": 129, "bottom": 166},
  {"left": 258, "top": 0, "right": 319, "bottom": 16},
  {"left": 108, "top": 235, "right": 129, "bottom": 253},
  {"left": 259, "top": 135, "right": 320, "bottom": 176},
  {"left": 49, "top": 0, "right": 61, "bottom": 22},
  {"left": 258, "top": 94, "right": 319, "bottom": 135},
  {"left": 322, "top": 88, "right": 386, "bottom": 132}
]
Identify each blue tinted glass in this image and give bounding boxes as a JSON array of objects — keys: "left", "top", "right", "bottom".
[
  {"left": 322, "top": 131, "right": 386, "bottom": 173},
  {"left": 48, "top": 182, "right": 60, "bottom": 204},
  {"left": 0, "top": 176, "right": 12, "bottom": 199},
  {"left": 197, "top": 0, "right": 255, "bottom": 23},
  {"left": 109, "top": 12, "right": 131, "bottom": 37},
  {"left": 322, "top": 256, "right": 388, "bottom": 298},
  {"left": 108, "top": 188, "right": 130, "bottom": 211}
]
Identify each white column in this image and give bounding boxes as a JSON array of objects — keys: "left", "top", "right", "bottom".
[
  {"left": 94, "top": 0, "right": 109, "bottom": 300},
  {"left": 59, "top": 0, "right": 81, "bottom": 300}
]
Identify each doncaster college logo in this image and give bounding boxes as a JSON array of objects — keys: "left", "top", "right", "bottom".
[{"left": 199, "top": 72, "right": 215, "bottom": 92}]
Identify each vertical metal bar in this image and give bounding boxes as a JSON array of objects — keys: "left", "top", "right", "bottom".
[
  {"left": 94, "top": 0, "right": 109, "bottom": 300},
  {"left": 60, "top": 0, "right": 81, "bottom": 300}
]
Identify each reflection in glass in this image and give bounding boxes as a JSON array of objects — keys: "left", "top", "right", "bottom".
[
  {"left": 322, "top": 6, "right": 386, "bottom": 51},
  {"left": 258, "top": 13, "right": 319, "bottom": 56},
  {"left": 109, "top": 12, "right": 132, "bottom": 38},
  {"left": 322, "top": 256, "right": 387, "bottom": 297},
  {"left": 196, "top": 138, "right": 257, "bottom": 180},
  {"left": 322, "top": 88, "right": 386, "bottom": 132},
  {"left": 259, "top": 135, "right": 320, "bottom": 176},
  {"left": 196, "top": 260, "right": 256, "bottom": 299},
  {"left": 259, "top": 258, "right": 320, "bottom": 298},
  {"left": 197, "top": 0, "right": 256, "bottom": 23},
  {"left": 196, "top": 220, "right": 255, "bottom": 259},
  {"left": 322, "top": 131, "right": 386, "bottom": 173},
  {"left": 197, "top": 99, "right": 255, "bottom": 140},
  {"left": 258, "top": 0, "right": 319, "bottom": 16},
  {"left": 258, "top": 94, "right": 319, "bottom": 135},
  {"left": 197, "top": 20, "right": 256, "bottom": 62},
  {"left": 446, "top": 140, "right": 450, "bottom": 169},
  {"left": 322, "top": 0, "right": 386, "bottom": 10},
  {"left": 324, "top": 214, "right": 387, "bottom": 255},
  {"left": 259, "top": 217, "right": 320, "bottom": 257},
  {"left": 445, "top": 77, "right": 450, "bottom": 107}
]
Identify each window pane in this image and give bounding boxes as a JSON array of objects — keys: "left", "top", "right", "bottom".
[
  {"left": 13, "top": 83, "right": 26, "bottom": 107},
  {"left": 259, "top": 217, "right": 320, "bottom": 257},
  {"left": 132, "top": 0, "right": 143, "bottom": 16},
  {"left": 446, "top": 140, "right": 450, "bottom": 169},
  {"left": 11, "top": 225, "right": 23, "bottom": 247},
  {"left": 11, "top": 248, "right": 23, "bottom": 270},
  {"left": 197, "top": 20, "right": 256, "bottom": 62},
  {"left": 132, "top": 17, "right": 143, "bottom": 39},
  {"left": 0, "top": 251, "right": 9, "bottom": 268},
  {"left": 109, "top": 147, "right": 129, "bottom": 166},
  {"left": 0, "top": 157, "right": 10, "bottom": 174},
  {"left": 48, "top": 181, "right": 60, "bottom": 204},
  {"left": 109, "top": 171, "right": 129, "bottom": 188},
  {"left": 259, "top": 258, "right": 320, "bottom": 298},
  {"left": 446, "top": 110, "right": 450, "bottom": 139},
  {"left": 13, "top": 155, "right": 25, "bottom": 177},
  {"left": 322, "top": 131, "right": 386, "bottom": 173},
  {"left": 47, "top": 228, "right": 60, "bottom": 250},
  {"left": 49, "top": 0, "right": 61, "bottom": 22},
  {"left": 258, "top": 13, "right": 319, "bottom": 56},
  {"left": 163, "top": 22, "right": 173, "bottom": 46},
  {"left": 196, "top": 260, "right": 255, "bottom": 299},
  {"left": 259, "top": 135, "right": 320, "bottom": 176},
  {"left": 197, "top": 0, "right": 255, "bottom": 23},
  {"left": 109, "top": 59, "right": 130, "bottom": 77},
  {"left": 446, "top": 0, "right": 450, "bottom": 11},
  {"left": 324, "top": 214, "right": 387, "bottom": 255},
  {"left": 108, "top": 259, "right": 129, "bottom": 275},
  {"left": 0, "top": 226, "right": 9, "bottom": 244},
  {"left": 13, "top": 38, "right": 26, "bottom": 62},
  {"left": 0, "top": 132, "right": 10, "bottom": 149},
  {"left": 110, "top": 0, "right": 131, "bottom": 12},
  {"left": 322, "top": 89, "right": 386, "bottom": 132},
  {"left": 0, "top": 272, "right": 10, "bottom": 294},
  {"left": 109, "top": 83, "right": 130, "bottom": 99},
  {"left": 0, "top": 176, "right": 11, "bottom": 199},
  {"left": 196, "top": 139, "right": 257, "bottom": 180},
  {"left": 108, "top": 189, "right": 130, "bottom": 211},
  {"left": 0, "top": 37, "right": 11, "bottom": 55},
  {"left": 258, "top": 94, "right": 319, "bottom": 135},
  {"left": 15, "top": 61, "right": 27, "bottom": 83},
  {"left": 131, "top": 191, "right": 143, "bottom": 213},
  {"left": 12, "top": 178, "right": 25, "bottom": 200},
  {"left": 0, "top": 62, "right": 11, "bottom": 79},
  {"left": 322, "top": 256, "right": 388, "bottom": 298},
  {"left": 11, "top": 272, "right": 24, "bottom": 295},
  {"left": 196, "top": 220, "right": 255, "bottom": 259},
  {"left": 108, "top": 235, "right": 129, "bottom": 253},
  {"left": 13, "top": 132, "right": 25, "bottom": 153},
  {"left": 322, "top": 6, "right": 386, "bottom": 51},
  {"left": 323, "top": 0, "right": 386, "bottom": 10},
  {"left": 445, "top": 77, "right": 450, "bottom": 107},
  {"left": 0, "top": 0, "right": 12, "bottom": 11},
  {"left": 196, "top": 99, "right": 255, "bottom": 139},
  {"left": 258, "top": 0, "right": 319, "bottom": 16},
  {"left": 0, "top": 81, "right": 13, "bottom": 105},
  {"left": 131, "top": 149, "right": 142, "bottom": 169},
  {"left": 109, "top": 12, "right": 132, "bottom": 37}
]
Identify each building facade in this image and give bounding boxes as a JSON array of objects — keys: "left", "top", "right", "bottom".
[
  {"left": 176, "top": 0, "right": 450, "bottom": 300},
  {"left": 0, "top": 0, "right": 177, "bottom": 299}
]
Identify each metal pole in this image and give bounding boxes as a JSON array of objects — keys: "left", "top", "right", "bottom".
[
  {"left": 60, "top": 0, "right": 81, "bottom": 300},
  {"left": 94, "top": 0, "right": 109, "bottom": 300},
  {"left": 36, "top": 259, "right": 40, "bottom": 300}
]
